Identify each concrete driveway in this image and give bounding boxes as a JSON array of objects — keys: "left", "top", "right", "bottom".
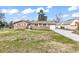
[{"left": 52, "top": 29, "right": 79, "bottom": 42}]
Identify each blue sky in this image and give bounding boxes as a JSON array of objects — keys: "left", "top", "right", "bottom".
[{"left": 0, "top": 6, "right": 79, "bottom": 22}]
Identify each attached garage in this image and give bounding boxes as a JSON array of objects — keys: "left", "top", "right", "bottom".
[{"left": 50, "top": 25, "right": 56, "bottom": 30}]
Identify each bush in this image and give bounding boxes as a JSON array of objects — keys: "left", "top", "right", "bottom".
[{"left": 60, "top": 26, "right": 64, "bottom": 29}]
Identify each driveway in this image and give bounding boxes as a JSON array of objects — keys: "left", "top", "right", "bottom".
[{"left": 52, "top": 29, "right": 79, "bottom": 42}]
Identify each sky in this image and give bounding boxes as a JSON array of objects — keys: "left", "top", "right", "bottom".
[{"left": 0, "top": 6, "right": 79, "bottom": 22}]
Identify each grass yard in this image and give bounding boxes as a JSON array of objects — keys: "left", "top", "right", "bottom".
[
  {"left": 0, "top": 29, "right": 79, "bottom": 53},
  {"left": 73, "top": 30, "right": 79, "bottom": 34}
]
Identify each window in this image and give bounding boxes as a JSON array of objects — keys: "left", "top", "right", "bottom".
[
  {"left": 39, "top": 23, "right": 42, "bottom": 25},
  {"left": 43, "top": 24, "right": 46, "bottom": 26},
  {"left": 35, "top": 24, "right": 38, "bottom": 26},
  {"left": 28, "top": 24, "right": 30, "bottom": 26}
]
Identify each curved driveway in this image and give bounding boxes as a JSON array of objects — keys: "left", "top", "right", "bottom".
[{"left": 52, "top": 29, "right": 79, "bottom": 42}]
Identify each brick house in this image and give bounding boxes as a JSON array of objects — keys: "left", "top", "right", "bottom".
[{"left": 13, "top": 20, "right": 56, "bottom": 30}]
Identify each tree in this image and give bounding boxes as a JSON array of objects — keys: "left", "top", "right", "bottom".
[
  {"left": 0, "top": 12, "right": 6, "bottom": 29},
  {"left": 0, "top": 13, "right": 5, "bottom": 22},
  {"left": 38, "top": 10, "right": 47, "bottom": 21},
  {"left": 3, "top": 21, "right": 9, "bottom": 28},
  {"left": 55, "top": 13, "right": 63, "bottom": 23},
  {"left": 9, "top": 21, "right": 13, "bottom": 29},
  {"left": 44, "top": 16, "right": 47, "bottom": 21},
  {"left": 0, "top": 21, "right": 5, "bottom": 28}
]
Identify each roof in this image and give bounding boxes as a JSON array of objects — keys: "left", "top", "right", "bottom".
[
  {"left": 62, "top": 17, "right": 79, "bottom": 25},
  {"left": 13, "top": 20, "right": 30, "bottom": 24},
  {"left": 62, "top": 19, "right": 74, "bottom": 25},
  {"left": 31, "top": 21, "right": 56, "bottom": 25},
  {"left": 13, "top": 20, "right": 56, "bottom": 25}
]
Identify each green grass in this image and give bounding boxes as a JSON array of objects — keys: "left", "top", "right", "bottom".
[
  {"left": 0, "top": 29, "right": 78, "bottom": 52},
  {"left": 50, "top": 31, "right": 75, "bottom": 44}
]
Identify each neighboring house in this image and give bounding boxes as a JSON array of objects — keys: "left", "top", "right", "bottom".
[
  {"left": 13, "top": 20, "right": 56, "bottom": 30},
  {"left": 62, "top": 18, "right": 79, "bottom": 30},
  {"left": 75, "top": 22, "right": 79, "bottom": 30}
]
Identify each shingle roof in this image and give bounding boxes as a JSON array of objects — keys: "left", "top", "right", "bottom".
[
  {"left": 62, "top": 19, "right": 74, "bottom": 25},
  {"left": 31, "top": 21, "right": 56, "bottom": 25},
  {"left": 62, "top": 17, "right": 79, "bottom": 25},
  {"left": 13, "top": 20, "right": 30, "bottom": 24},
  {"left": 13, "top": 20, "right": 56, "bottom": 25}
]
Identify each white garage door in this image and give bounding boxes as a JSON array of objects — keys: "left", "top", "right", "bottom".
[{"left": 50, "top": 25, "right": 55, "bottom": 30}]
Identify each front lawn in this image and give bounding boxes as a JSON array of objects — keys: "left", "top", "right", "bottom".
[{"left": 0, "top": 29, "right": 79, "bottom": 53}]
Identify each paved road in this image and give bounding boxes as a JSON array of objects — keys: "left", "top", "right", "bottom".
[{"left": 52, "top": 29, "right": 79, "bottom": 42}]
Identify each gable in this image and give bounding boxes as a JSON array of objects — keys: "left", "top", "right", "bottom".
[
  {"left": 13, "top": 21, "right": 30, "bottom": 25},
  {"left": 71, "top": 19, "right": 79, "bottom": 25}
]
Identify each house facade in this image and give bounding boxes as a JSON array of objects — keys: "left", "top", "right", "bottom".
[
  {"left": 13, "top": 20, "right": 30, "bottom": 30},
  {"left": 62, "top": 18, "right": 79, "bottom": 30},
  {"left": 13, "top": 20, "right": 56, "bottom": 30}
]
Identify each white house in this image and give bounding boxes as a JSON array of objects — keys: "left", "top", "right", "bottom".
[{"left": 62, "top": 18, "right": 79, "bottom": 30}]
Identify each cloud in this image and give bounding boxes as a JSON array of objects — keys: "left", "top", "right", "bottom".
[
  {"left": 22, "top": 8, "right": 35, "bottom": 14},
  {"left": 68, "top": 6, "right": 78, "bottom": 11},
  {"left": 22, "top": 15, "right": 27, "bottom": 18},
  {"left": 36, "top": 7, "right": 49, "bottom": 12},
  {"left": 1, "top": 9, "right": 7, "bottom": 13},
  {"left": 62, "top": 14, "right": 69, "bottom": 18},
  {"left": 72, "top": 12, "right": 79, "bottom": 17},
  {"left": 9, "top": 9, "right": 19, "bottom": 14},
  {"left": 1, "top": 7, "right": 51, "bottom": 15},
  {"left": 47, "top": 6, "right": 53, "bottom": 9},
  {"left": 1, "top": 9, "right": 19, "bottom": 15}
]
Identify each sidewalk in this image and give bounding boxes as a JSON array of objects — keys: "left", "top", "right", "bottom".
[{"left": 52, "top": 29, "right": 79, "bottom": 42}]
